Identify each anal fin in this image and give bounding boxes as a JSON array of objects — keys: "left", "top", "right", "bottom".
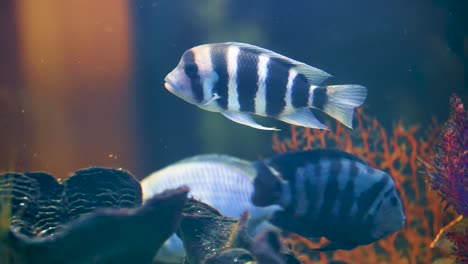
[
  {"left": 310, "top": 240, "right": 359, "bottom": 252},
  {"left": 221, "top": 112, "right": 279, "bottom": 131},
  {"left": 277, "top": 108, "right": 328, "bottom": 129}
]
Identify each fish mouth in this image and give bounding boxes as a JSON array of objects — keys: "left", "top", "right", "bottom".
[{"left": 164, "top": 76, "right": 178, "bottom": 94}]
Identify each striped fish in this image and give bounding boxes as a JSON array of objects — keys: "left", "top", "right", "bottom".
[
  {"left": 141, "top": 154, "right": 280, "bottom": 263},
  {"left": 251, "top": 149, "right": 406, "bottom": 251},
  {"left": 164, "top": 42, "right": 367, "bottom": 130}
]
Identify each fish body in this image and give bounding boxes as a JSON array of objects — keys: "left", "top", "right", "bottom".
[
  {"left": 165, "top": 42, "right": 367, "bottom": 130},
  {"left": 141, "top": 154, "right": 280, "bottom": 263},
  {"left": 251, "top": 149, "right": 406, "bottom": 251}
]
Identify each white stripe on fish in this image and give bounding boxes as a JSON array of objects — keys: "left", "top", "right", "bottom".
[
  {"left": 294, "top": 167, "right": 308, "bottom": 217},
  {"left": 193, "top": 45, "right": 218, "bottom": 104},
  {"left": 284, "top": 68, "right": 298, "bottom": 113},
  {"left": 227, "top": 46, "right": 241, "bottom": 112},
  {"left": 255, "top": 54, "right": 270, "bottom": 116}
]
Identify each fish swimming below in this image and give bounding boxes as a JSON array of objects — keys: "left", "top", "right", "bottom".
[
  {"left": 251, "top": 149, "right": 406, "bottom": 251},
  {"left": 141, "top": 150, "right": 404, "bottom": 261},
  {"left": 141, "top": 154, "right": 280, "bottom": 263},
  {"left": 164, "top": 42, "right": 367, "bottom": 130}
]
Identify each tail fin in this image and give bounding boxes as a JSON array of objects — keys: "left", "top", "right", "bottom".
[{"left": 311, "top": 85, "right": 367, "bottom": 129}]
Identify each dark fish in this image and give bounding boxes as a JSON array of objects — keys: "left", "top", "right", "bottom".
[
  {"left": 251, "top": 149, "right": 406, "bottom": 251},
  {"left": 165, "top": 42, "right": 367, "bottom": 130}
]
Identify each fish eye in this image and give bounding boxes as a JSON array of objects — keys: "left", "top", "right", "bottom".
[{"left": 184, "top": 63, "right": 198, "bottom": 78}]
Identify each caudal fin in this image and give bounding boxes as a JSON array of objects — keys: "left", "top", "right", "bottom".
[{"left": 310, "top": 85, "right": 367, "bottom": 129}]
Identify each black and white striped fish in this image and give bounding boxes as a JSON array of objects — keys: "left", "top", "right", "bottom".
[
  {"left": 251, "top": 149, "right": 406, "bottom": 251},
  {"left": 164, "top": 42, "right": 367, "bottom": 130}
]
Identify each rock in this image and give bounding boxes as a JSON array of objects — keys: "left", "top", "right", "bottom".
[
  {"left": 252, "top": 228, "right": 301, "bottom": 264},
  {"left": 177, "top": 198, "right": 239, "bottom": 264},
  {"left": 0, "top": 168, "right": 188, "bottom": 264},
  {"left": 203, "top": 248, "right": 254, "bottom": 264},
  {"left": 177, "top": 198, "right": 300, "bottom": 264},
  {"left": 24, "top": 172, "right": 67, "bottom": 237},
  {"left": 63, "top": 167, "right": 142, "bottom": 221},
  {"left": 9, "top": 187, "right": 188, "bottom": 264}
]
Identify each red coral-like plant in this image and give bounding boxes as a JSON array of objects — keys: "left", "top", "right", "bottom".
[
  {"left": 428, "top": 94, "right": 468, "bottom": 217},
  {"left": 273, "top": 108, "right": 456, "bottom": 263},
  {"left": 427, "top": 94, "right": 467, "bottom": 263},
  {"left": 445, "top": 228, "right": 468, "bottom": 263}
]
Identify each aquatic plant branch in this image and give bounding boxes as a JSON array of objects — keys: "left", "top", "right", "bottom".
[
  {"left": 428, "top": 94, "right": 467, "bottom": 216},
  {"left": 425, "top": 94, "right": 468, "bottom": 263},
  {"left": 445, "top": 227, "right": 468, "bottom": 263}
]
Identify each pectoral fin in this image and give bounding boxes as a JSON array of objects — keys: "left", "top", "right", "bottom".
[
  {"left": 221, "top": 112, "right": 279, "bottom": 131},
  {"left": 203, "top": 93, "right": 221, "bottom": 106},
  {"left": 277, "top": 108, "right": 328, "bottom": 129}
]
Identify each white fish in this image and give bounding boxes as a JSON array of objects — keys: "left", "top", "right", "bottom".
[
  {"left": 165, "top": 42, "right": 367, "bottom": 130},
  {"left": 141, "top": 154, "right": 280, "bottom": 263}
]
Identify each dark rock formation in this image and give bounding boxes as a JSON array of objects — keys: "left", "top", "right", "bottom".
[
  {"left": 177, "top": 198, "right": 300, "bottom": 264},
  {"left": 0, "top": 168, "right": 188, "bottom": 264}
]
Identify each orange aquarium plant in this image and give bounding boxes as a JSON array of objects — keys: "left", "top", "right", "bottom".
[{"left": 272, "top": 108, "right": 457, "bottom": 264}]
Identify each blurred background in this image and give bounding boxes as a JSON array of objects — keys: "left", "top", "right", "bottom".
[{"left": 0, "top": 0, "right": 467, "bottom": 179}]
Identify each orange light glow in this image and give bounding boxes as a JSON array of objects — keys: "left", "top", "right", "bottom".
[{"left": 13, "top": 0, "right": 134, "bottom": 177}]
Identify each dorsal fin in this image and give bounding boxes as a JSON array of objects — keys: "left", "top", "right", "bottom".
[
  {"left": 269, "top": 149, "right": 369, "bottom": 165},
  {"left": 172, "top": 154, "right": 257, "bottom": 180},
  {"left": 265, "top": 149, "right": 369, "bottom": 180},
  {"left": 174, "top": 154, "right": 252, "bottom": 168},
  {"left": 223, "top": 42, "right": 332, "bottom": 85}
]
